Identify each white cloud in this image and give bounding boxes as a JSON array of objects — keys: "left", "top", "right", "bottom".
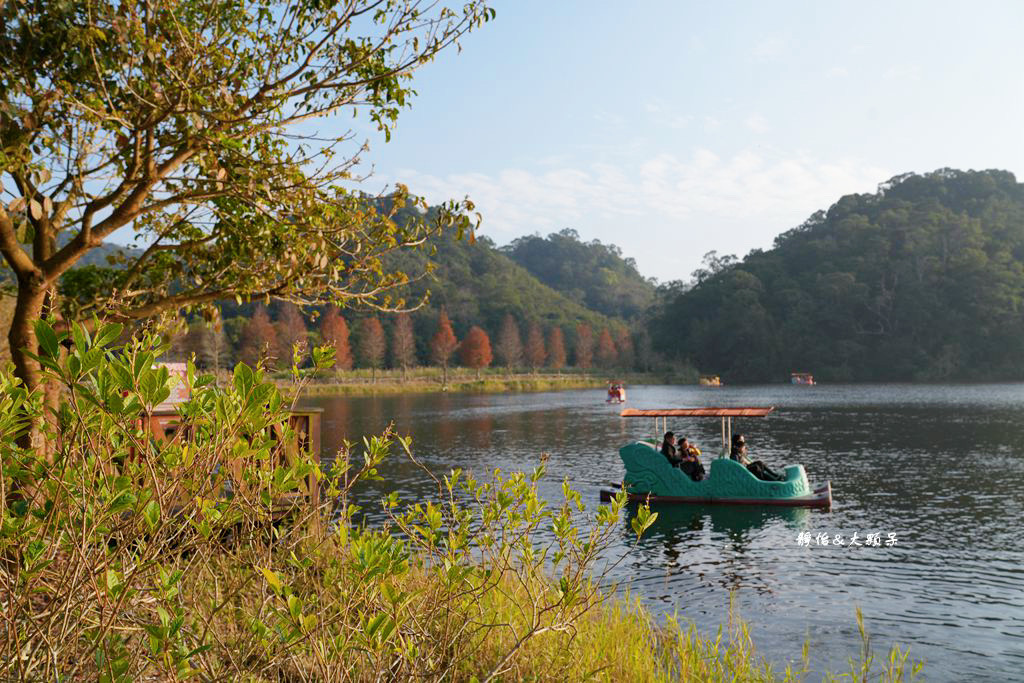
[
  {"left": 592, "top": 111, "right": 624, "bottom": 127},
  {"left": 703, "top": 116, "right": 722, "bottom": 131},
  {"left": 668, "top": 114, "right": 692, "bottom": 129},
  {"left": 744, "top": 114, "right": 770, "bottom": 133},
  {"left": 827, "top": 66, "right": 849, "bottom": 79},
  {"left": 389, "top": 152, "right": 890, "bottom": 280},
  {"left": 752, "top": 36, "right": 787, "bottom": 60},
  {"left": 883, "top": 64, "right": 921, "bottom": 81}
]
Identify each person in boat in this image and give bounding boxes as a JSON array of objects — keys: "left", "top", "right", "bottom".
[
  {"left": 678, "top": 437, "right": 706, "bottom": 481},
  {"left": 730, "top": 434, "right": 785, "bottom": 482},
  {"left": 660, "top": 431, "right": 684, "bottom": 468}
]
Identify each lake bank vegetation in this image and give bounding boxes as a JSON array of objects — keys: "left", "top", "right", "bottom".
[
  {"left": 284, "top": 368, "right": 701, "bottom": 397},
  {"left": 0, "top": 323, "right": 920, "bottom": 680},
  {"left": 291, "top": 370, "right": 608, "bottom": 396}
]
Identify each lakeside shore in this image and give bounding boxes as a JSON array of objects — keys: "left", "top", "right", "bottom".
[{"left": 273, "top": 368, "right": 693, "bottom": 396}]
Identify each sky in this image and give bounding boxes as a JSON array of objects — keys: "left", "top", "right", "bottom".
[{"left": 334, "top": 1, "right": 1024, "bottom": 282}]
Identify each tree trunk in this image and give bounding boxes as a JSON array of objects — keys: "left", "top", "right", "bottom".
[
  {"left": 9, "top": 285, "right": 47, "bottom": 451},
  {"left": 441, "top": 362, "right": 448, "bottom": 389}
]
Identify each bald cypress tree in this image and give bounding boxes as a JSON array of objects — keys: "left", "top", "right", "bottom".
[
  {"left": 320, "top": 306, "right": 354, "bottom": 373},
  {"left": 430, "top": 309, "right": 459, "bottom": 388},
  {"left": 524, "top": 321, "right": 547, "bottom": 373},
  {"left": 240, "top": 306, "right": 277, "bottom": 369},
  {"left": 495, "top": 314, "right": 523, "bottom": 376},
  {"left": 358, "top": 317, "right": 387, "bottom": 383},
  {"left": 459, "top": 326, "right": 493, "bottom": 379},
  {"left": 548, "top": 327, "right": 567, "bottom": 372}
]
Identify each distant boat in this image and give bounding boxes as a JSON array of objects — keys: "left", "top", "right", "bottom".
[
  {"left": 791, "top": 372, "right": 815, "bottom": 386},
  {"left": 699, "top": 375, "right": 722, "bottom": 387},
  {"left": 606, "top": 381, "right": 626, "bottom": 404}
]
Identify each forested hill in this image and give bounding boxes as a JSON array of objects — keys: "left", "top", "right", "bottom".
[
  {"left": 649, "top": 169, "right": 1024, "bottom": 382},
  {"left": 501, "top": 229, "right": 657, "bottom": 320},
  {"left": 385, "top": 222, "right": 613, "bottom": 337}
]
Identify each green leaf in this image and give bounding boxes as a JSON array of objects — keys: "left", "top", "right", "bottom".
[
  {"left": 259, "top": 567, "right": 282, "bottom": 595},
  {"left": 95, "top": 322, "right": 124, "bottom": 348},
  {"left": 287, "top": 594, "right": 302, "bottom": 620},
  {"left": 33, "top": 319, "right": 59, "bottom": 358},
  {"left": 143, "top": 500, "right": 160, "bottom": 532}
]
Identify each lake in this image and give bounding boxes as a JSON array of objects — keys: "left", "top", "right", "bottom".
[{"left": 303, "top": 383, "right": 1024, "bottom": 681}]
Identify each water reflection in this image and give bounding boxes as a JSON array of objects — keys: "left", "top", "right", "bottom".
[
  {"left": 623, "top": 502, "right": 813, "bottom": 596},
  {"left": 628, "top": 502, "right": 809, "bottom": 547}
]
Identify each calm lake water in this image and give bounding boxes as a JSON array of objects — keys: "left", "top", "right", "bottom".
[{"left": 303, "top": 384, "right": 1024, "bottom": 681}]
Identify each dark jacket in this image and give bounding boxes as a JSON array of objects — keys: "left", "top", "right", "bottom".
[
  {"left": 680, "top": 458, "right": 706, "bottom": 481},
  {"left": 661, "top": 442, "right": 682, "bottom": 467}
]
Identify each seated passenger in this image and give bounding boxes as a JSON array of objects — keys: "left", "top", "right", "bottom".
[
  {"left": 730, "top": 434, "right": 785, "bottom": 482},
  {"left": 678, "top": 437, "right": 706, "bottom": 481},
  {"left": 660, "top": 431, "right": 683, "bottom": 468}
]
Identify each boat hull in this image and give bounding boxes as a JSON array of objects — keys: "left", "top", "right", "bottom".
[
  {"left": 600, "top": 481, "right": 832, "bottom": 508},
  {"left": 608, "top": 441, "right": 832, "bottom": 509}
]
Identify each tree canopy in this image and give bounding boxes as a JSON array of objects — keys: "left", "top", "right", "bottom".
[{"left": 0, "top": 0, "right": 493, "bottom": 393}]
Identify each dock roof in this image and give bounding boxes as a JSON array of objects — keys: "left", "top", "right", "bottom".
[{"left": 619, "top": 407, "right": 774, "bottom": 418}]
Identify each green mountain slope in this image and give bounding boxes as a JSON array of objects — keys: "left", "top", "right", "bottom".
[
  {"left": 649, "top": 169, "right": 1024, "bottom": 382},
  {"left": 386, "top": 217, "right": 615, "bottom": 339},
  {"left": 501, "top": 229, "right": 656, "bottom": 320}
]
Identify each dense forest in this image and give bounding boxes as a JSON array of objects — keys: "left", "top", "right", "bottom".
[{"left": 650, "top": 169, "right": 1024, "bottom": 382}]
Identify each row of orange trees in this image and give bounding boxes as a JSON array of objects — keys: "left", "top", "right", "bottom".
[{"left": 223, "top": 305, "right": 636, "bottom": 380}]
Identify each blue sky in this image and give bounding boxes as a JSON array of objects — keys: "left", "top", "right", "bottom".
[{"left": 339, "top": 1, "right": 1024, "bottom": 282}]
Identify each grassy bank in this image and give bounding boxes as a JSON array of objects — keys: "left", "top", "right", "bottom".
[
  {"left": 271, "top": 367, "right": 699, "bottom": 396},
  {"left": 294, "top": 374, "right": 607, "bottom": 396}
]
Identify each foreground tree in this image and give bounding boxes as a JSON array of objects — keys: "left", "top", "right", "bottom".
[
  {"left": 430, "top": 309, "right": 459, "bottom": 388},
  {"left": 495, "top": 313, "right": 522, "bottom": 375},
  {"left": 459, "top": 325, "right": 493, "bottom": 379},
  {"left": 524, "top": 321, "right": 547, "bottom": 373},
  {"left": 390, "top": 313, "right": 416, "bottom": 379},
  {"left": 0, "top": 0, "right": 493, "bottom": 444},
  {"left": 319, "top": 306, "right": 353, "bottom": 372},
  {"left": 358, "top": 317, "right": 387, "bottom": 383}
]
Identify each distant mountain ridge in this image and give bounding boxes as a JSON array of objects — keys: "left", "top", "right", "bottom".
[{"left": 649, "top": 168, "right": 1024, "bottom": 382}]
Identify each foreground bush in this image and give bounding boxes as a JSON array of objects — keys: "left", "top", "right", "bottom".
[{"left": 0, "top": 322, "right": 919, "bottom": 681}]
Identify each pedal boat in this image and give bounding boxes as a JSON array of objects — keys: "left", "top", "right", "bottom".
[{"left": 599, "top": 407, "right": 832, "bottom": 509}]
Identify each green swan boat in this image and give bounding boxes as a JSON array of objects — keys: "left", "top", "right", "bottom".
[{"left": 599, "top": 407, "right": 832, "bottom": 509}]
